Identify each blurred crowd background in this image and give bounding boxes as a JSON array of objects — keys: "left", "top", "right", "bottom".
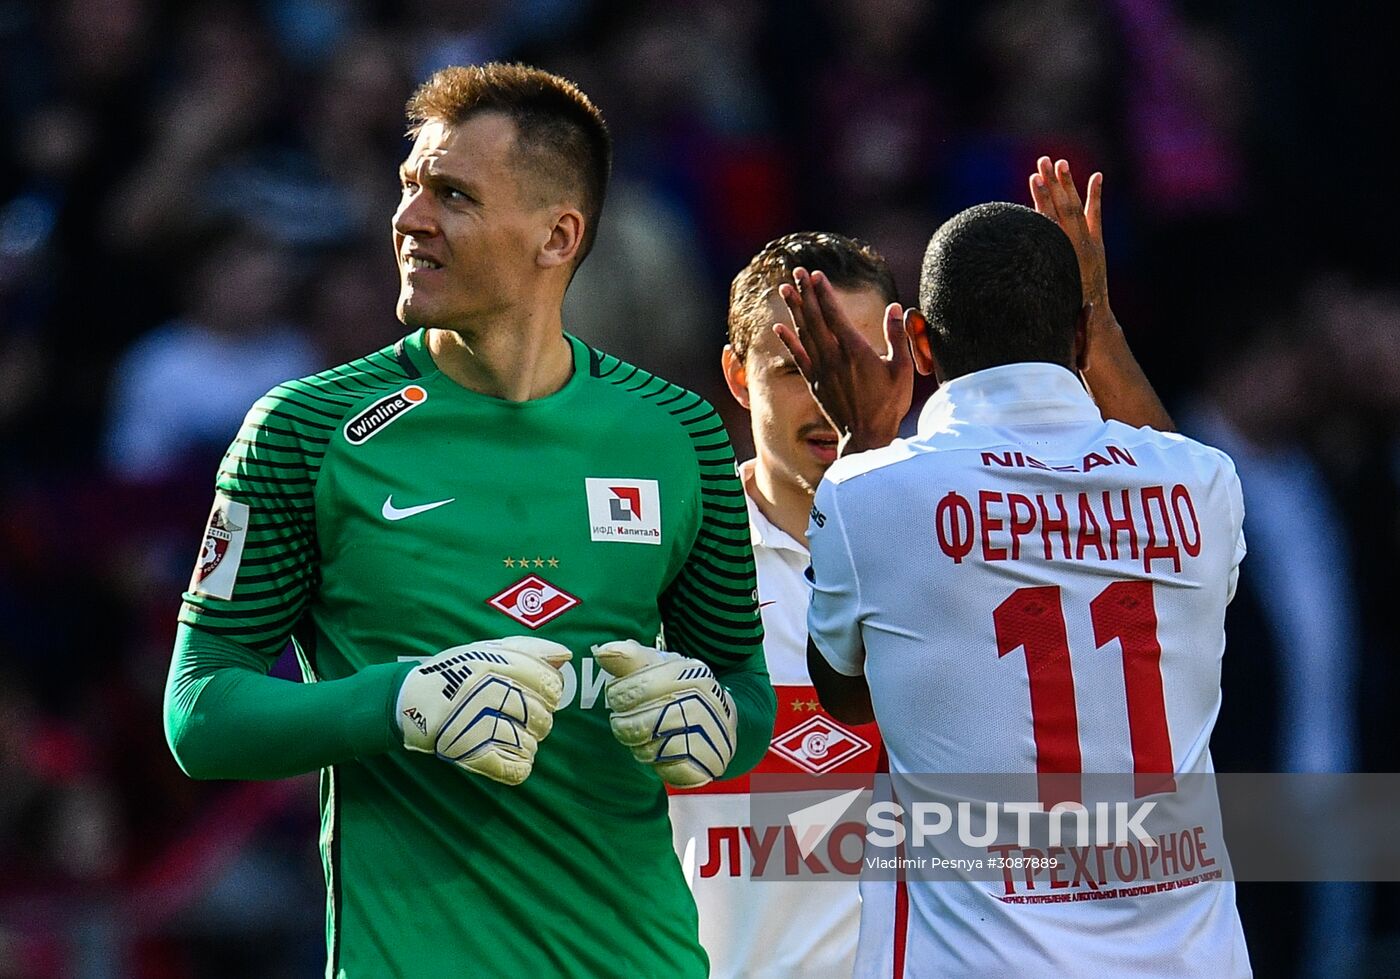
[{"left": 1, "top": 0, "right": 1396, "bottom": 976}]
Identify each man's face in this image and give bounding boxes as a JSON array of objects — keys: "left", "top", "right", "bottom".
[
  {"left": 392, "top": 114, "right": 551, "bottom": 329},
  {"left": 739, "top": 284, "right": 892, "bottom": 493}
]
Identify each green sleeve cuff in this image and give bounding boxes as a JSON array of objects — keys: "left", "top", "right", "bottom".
[
  {"left": 720, "top": 667, "right": 778, "bottom": 778},
  {"left": 164, "top": 623, "right": 416, "bottom": 780}
]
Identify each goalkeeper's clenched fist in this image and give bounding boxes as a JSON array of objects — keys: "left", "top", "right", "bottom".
[
  {"left": 397, "top": 637, "right": 572, "bottom": 786},
  {"left": 593, "top": 639, "right": 739, "bottom": 788}
]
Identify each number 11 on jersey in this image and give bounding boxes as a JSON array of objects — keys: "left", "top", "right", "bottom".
[{"left": 994, "top": 581, "right": 1175, "bottom": 808}]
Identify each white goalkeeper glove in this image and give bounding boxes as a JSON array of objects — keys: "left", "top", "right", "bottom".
[
  {"left": 397, "top": 637, "right": 572, "bottom": 786},
  {"left": 592, "top": 639, "right": 738, "bottom": 788}
]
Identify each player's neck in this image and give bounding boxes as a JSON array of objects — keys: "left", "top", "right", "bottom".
[
  {"left": 426, "top": 309, "right": 572, "bottom": 402},
  {"left": 744, "top": 459, "right": 813, "bottom": 548}
]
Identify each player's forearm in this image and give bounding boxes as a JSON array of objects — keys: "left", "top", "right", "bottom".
[
  {"left": 165, "top": 623, "right": 413, "bottom": 780},
  {"left": 1081, "top": 315, "right": 1175, "bottom": 431},
  {"left": 720, "top": 666, "right": 778, "bottom": 777}
]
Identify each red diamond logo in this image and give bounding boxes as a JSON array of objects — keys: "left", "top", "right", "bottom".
[
  {"left": 771, "top": 715, "right": 872, "bottom": 774},
  {"left": 487, "top": 574, "right": 580, "bottom": 629}
]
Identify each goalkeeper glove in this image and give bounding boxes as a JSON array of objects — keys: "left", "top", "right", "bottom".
[
  {"left": 397, "top": 637, "right": 572, "bottom": 786},
  {"left": 592, "top": 639, "right": 738, "bottom": 788}
]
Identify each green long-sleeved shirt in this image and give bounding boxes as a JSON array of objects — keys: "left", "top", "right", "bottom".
[{"left": 166, "top": 331, "right": 775, "bottom": 977}]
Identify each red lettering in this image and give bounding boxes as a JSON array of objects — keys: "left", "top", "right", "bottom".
[
  {"left": 988, "top": 843, "right": 1020, "bottom": 895},
  {"left": 1082, "top": 451, "right": 1112, "bottom": 471},
  {"left": 700, "top": 827, "right": 741, "bottom": 878},
  {"left": 936, "top": 491, "right": 975, "bottom": 564},
  {"left": 1008, "top": 493, "right": 1037, "bottom": 559},
  {"left": 743, "top": 825, "right": 782, "bottom": 877},
  {"left": 1102, "top": 490, "right": 1139, "bottom": 560},
  {"left": 1021, "top": 847, "right": 1046, "bottom": 890},
  {"left": 1193, "top": 826, "right": 1216, "bottom": 867},
  {"left": 1171, "top": 485, "right": 1202, "bottom": 558},
  {"left": 1107, "top": 445, "right": 1137, "bottom": 467},
  {"left": 1113, "top": 843, "right": 1140, "bottom": 882},
  {"left": 1140, "top": 840, "right": 1158, "bottom": 879},
  {"left": 980, "top": 491, "right": 1008, "bottom": 561},
  {"left": 784, "top": 827, "right": 829, "bottom": 875},
  {"left": 828, "top": 822, "right": 865, "bottom": 875},
  {"left": 1158, "top": 829, "right": 1181, "bottom": 876},
  {"left": 1179, "top": 830, "right": 1198, "bottom": 872},
  {"left": 1140, "top": 486, "right": 1182, "bottom": 573},
  {"left": 982, "top": 451, "right": 1014, "bottom": 467},
  {"left": 1076, "top": 492, "right": 1107, "bottom": 560},
  {"left": 1068, "top": 846, "right": 1100, "bottom": 890},
  {"left": 1038, "top": 493, "right": 1071, "bottom": 560}
]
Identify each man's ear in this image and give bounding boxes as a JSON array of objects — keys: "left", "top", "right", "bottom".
[
  {"left": 538, "top": 208, "right": 585, "bottom": 269},
  {"left": 1073, "top": 303, "right": 1092, "bottom": 373},
  {"left": 904, "top": 308, "right": 942, "bottom": 380},
  {"left": 721, "top": 345, "right": 751, "bottom": 410}
]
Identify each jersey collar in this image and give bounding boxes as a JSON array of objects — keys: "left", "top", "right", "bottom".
[
  {"left": 398, "top": 329, "right": 437, "bottom": 378},
  {"left": 917, "top": 362, "right": 1102, "bottom": 435},
  {"left": 398, "top": 329, "right": 588, "bottom": 404},
  {"left": 739, "top": 460, "right": 809, "bottom": 557}
]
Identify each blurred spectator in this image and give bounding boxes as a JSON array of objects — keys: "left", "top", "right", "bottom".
[
  {"left": 0, "top": 2, "right": 1396, "bottom": 975},
  {"left": 563, "top": 178, "right": 714, "bottom": 382},
  {"left": 1189, "top": 329, "right": 1360, "bottom": 775},
  {"left": 1114, "top": 0, "right": 1246, "bottom": 217},
  {"left": 104, "top": 4, "right": 284, "bottom": 255},
  {"left": 307, "top": 243, "right": 403, "bottom": 367},
  {"left": 102, "top": 230, "right": 316, "bottom": 482},
  {"left": 1185, "top": 328, "right": 1369, "bottom": 979}
]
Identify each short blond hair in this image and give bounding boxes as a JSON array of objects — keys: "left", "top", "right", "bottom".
[
  {"left": 727, "top": 231, "right": 897, "bottom": 361},
  {"left": 406, "top": 63, "right": 612, "bottom": 263}
]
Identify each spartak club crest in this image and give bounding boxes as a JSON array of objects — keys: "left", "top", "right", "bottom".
[
  {"left": 487, "top": 574, "right": 580, "bottom": 629},
  {"left": 197, "top": 507, "right": 243, "bottom": 583}
]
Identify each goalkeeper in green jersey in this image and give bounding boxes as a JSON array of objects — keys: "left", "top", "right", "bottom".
[{"left": 163, "top": 63, "right": 776, "bottom": 978}]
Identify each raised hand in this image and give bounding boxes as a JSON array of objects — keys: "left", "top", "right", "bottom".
[
  {"left": 1028, "top": 157, "right": 1174, "bottom": 431},
  {"left": 773, "top": 268, "right": 914, "bottom": 456},
  {"left": 1030, "top": 157, "right": 1109, "bottom": 320}
]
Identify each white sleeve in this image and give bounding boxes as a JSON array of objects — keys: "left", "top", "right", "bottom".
[
  {"left": 805, "top": 479, "right": 864, "bottom": 676},
  {"left": 1223, "top": 456, "right": 1246, "bottom": 605}
]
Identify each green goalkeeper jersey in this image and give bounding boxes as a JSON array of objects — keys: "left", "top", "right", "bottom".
[{"left": 167, "top": 331, "right": 774, "bottom": 977}]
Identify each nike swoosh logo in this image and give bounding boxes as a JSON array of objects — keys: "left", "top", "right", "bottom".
[
  {"left": 382, "top": 495, "right": 456, "bottom": 521},
  {"left": 759, "top": 601, "right": 777, "bottom": 609}
]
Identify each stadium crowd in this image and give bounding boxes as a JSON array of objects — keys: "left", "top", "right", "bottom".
[{"left": 1, "top": 0, "right": 1396, "bottom": 975}]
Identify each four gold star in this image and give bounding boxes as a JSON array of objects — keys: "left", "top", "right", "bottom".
[{"left": 501, "top": 556, "right": 561, "bottom": 570}]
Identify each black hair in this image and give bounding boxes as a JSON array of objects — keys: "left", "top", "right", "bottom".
[{"left": 918, "top": 202, "right": 1082, "bottom": 378}]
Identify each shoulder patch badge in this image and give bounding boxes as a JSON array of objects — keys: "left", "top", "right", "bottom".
[
  {"left": 344, "top": 385, "right": 428, "bottom": 445},
  {"left": 192, "top": 494, "right": 250, "bottom": 600}
]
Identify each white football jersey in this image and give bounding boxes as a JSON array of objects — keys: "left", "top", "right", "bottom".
[
  {"left": 808, "top": 364, "right": 1251, "bottom": 978},
  {"left": 668, "top": 465, "right": 884, "bottom": 978}
]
